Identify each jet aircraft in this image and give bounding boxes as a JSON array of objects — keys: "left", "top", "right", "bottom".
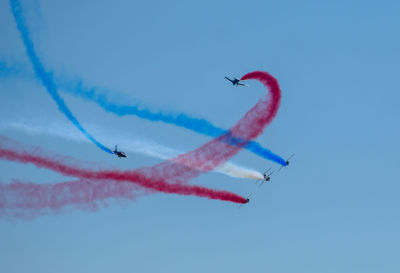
[
  {"left": 239, "top": 192, "right": 254, "bottom": 208},
  {"left": 113, "top": 145, "right": 127, "bottom": 158},
  {"left": 225, "top": 76, "right": 248, "bottom": 87},
  {"left": 256, "top": 168, "right": 275, "bottom": 187},
  {"left": 277, "top": 154, "right": 295, "bottom": 172},
  {"left": 284, "top": 154, "right": 295, "bottom": 166}
]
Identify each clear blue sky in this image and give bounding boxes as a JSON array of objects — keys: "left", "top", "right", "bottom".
[{"left": 1, "top": 0, "right": 399, "bottom": 272}]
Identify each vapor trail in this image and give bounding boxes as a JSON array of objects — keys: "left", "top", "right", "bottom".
[
  {"left": 10, "top": 0, "right": 113, "bottom": 154},
  {"left": 0, "top": 121, "right": 264, "bottom": 180},
  {"left": 0, "top": 142, "right": 248, "bottom": 204},
  {"left": 3, "top": 9, "right": 283, "bottom": 214},
  {"left": 0, "top": 178, "right": 146, "bottom": 219},
  {"left": 1, "top": 61, "right": 285, "bottom": 165},
  {"left": 0, "top": 69, "right": 283, "bottom": 216},
  {"left": 2, "top": 0, "right": 285, "bottom": 218},
  {"left": 56, "top": 76, "right": 286, "bottom": 165},
  {"left": 4, "top": 2, "right": 285, "bottom": 165}
]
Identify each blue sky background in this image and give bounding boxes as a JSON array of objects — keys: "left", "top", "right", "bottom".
[{"left": 1, "top": 0, "right": 399, "bottom": 272}]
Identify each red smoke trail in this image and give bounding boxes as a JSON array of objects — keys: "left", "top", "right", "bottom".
[
  {"left": 0, "top": 179, "right": 147, "bottom": 219},
  {"left": 0, "top": 71, "right": 282, "bottom": 214},
  {"left": 145, "top": 71, "right": 282, "bottom": 182},
  {"left": 0, "top": 147, "right": 248, "bottom": 204}
]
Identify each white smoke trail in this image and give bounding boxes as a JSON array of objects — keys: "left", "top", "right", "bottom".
[{"left": 0, "top": 121, "right": 264, "bottom": 180}]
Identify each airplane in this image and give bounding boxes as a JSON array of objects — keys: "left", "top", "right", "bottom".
[
  {"left": 113, "top": 145, "right": 127, "bottom": 158},
  {"left": 256, "top": 168, "right": 275, "bottom": 187},
  {"left": 277, "top": 154, "right": 295, "bottom": 172},
  {"left": 225, "top": 76, "right": 248, "bottom": 87},
  {"left": 239, "top": 198, "right": 250, "bottom": 208},
  {"left": 263, "top": 168, "right": 274, "bottom": 182},
  {"left": 239, "top": 192, "right": 254, "bottom": 208},
  {"left": 284, "top": 153, "right": 295, "bottom": 166}
]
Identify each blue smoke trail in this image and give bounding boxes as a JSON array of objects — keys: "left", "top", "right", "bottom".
[
  {"left": 7, "top": 1, "right": 285, "bottom": 165},
  {"left": 57, "top": 78, "right": 286, "bottom": 165},
  {"left": 0, "top": 60, "right": 286, "bottom": 165},
  {"left": 9, "top": 0, "right": 113, "bottom": 154},
  {"left": 1, "top": 60, "right": 286, "bottom": 165}
]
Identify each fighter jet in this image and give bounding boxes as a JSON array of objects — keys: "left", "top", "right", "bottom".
[
  {"left": 113, "top": 145, "right": 127, "bottom": 158},
  {"left": 225, "top": 76, "right": 248, "bottom": 87}
]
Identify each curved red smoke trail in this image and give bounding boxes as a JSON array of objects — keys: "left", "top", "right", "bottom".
[
  {"left": 140, "top": 71, "right": 282, "bottom": 183},
  {"left": 0, "top": 71, "right": 282, "bottom": 214}
]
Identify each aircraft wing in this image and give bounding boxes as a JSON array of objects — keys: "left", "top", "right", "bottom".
[
  {"left": 225, "top": 76, "right": 234, "bottom": 83},
  {"left": 237, "top": 82, "right": 248, "bottom": 87}
]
